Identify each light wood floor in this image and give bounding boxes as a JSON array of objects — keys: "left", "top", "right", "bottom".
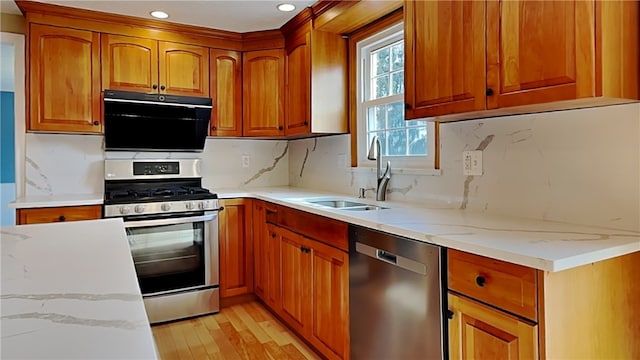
[{"left": 152, "top": 301, "right": 321, "bottom": 360}]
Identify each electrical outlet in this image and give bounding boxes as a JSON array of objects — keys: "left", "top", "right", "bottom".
[
  {"left": 463, "top": 150, "right": 483, "bottom": 176},
  {"left": 242, "top": 155, "right": 250, "bottom": 168}
]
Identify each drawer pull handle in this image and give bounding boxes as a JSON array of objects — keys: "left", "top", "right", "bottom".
[
  {"left": 475, "top": 275, "right": 486, "bottom": 287},
  {"left": 58, "top": 215, "right": 66, "bottom": 222}
]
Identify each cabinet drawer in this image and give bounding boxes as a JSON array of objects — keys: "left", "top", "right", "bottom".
[
  {"left": 266, "top": 204, "right": 348, "bottom": 251},
  {"left": 448, "top": 249, "right": 537, "bottom": 321},
  {"left": 17, "top": 205, "right": 102, "bottom": 225}
]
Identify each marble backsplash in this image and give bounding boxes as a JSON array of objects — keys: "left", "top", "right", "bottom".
[
  {"left": 23, "top": 135, "right": 289, "bottom": 196},
  {"left": 288, "top": 103, "right": 640, "bottom": 232}
]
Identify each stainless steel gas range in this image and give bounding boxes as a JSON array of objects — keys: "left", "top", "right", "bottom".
[{"left": 103, "top": 158, "right": 222, "bottom": 324}]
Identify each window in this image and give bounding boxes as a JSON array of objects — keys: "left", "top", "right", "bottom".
[{"left": 356, "top": 22, "right": 436, "bottom": 170}]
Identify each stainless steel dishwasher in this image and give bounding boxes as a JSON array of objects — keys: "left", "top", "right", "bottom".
[{"left": 349, "top": 225, "right": 446, "bottom": 360}]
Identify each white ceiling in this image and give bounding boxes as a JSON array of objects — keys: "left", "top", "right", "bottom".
[{"left": 0, "top": 0, "right": 317, "bottom": 33}]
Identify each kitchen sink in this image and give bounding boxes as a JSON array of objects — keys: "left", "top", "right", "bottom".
[
  {"left": 304, "top": 199, "right": 388, "bottom": 211},
  {"left": 343, "top": 205, "right": 388, "bottom": 211},
  {"left": 308, "top": 200, "right": 368, "bottom": 208}
]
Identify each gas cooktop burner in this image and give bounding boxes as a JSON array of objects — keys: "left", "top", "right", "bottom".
[{"left": 106, "top": 186, "right": 217, "bottom": 203}]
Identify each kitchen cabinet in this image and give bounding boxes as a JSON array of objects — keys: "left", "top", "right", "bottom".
[
  {"left": 404, "top": 0, "right": 486, "bottom": 118},
  {"left": 254, "top": 201, "right": 282, "bottom": 310},
  {"left": 264, "top": 203, "right": 349, "bottom": 360},
  {"left": 28, "top": 24, "right": 101, "bottom": 133},
  {"left": 405, "top": 0, "right": 639, "bottom": 121},
  {"left": 16, "top": 205, "right": 102, "bottom": 225},
  {"left": 448, "top": 293, "right": 538, "bottom": 360},
  {"left": 283, "top": 18, "right": 348, "bottom": 137},
  {"left": 218, "top": 199, "right": 253, "bottom": 298},
  {"left": 102, "top": 34, "right": 209, "bottom": 97},
  {"left": 242, "top": 49, "right": 285, "bottom": 137},
  {"left": 448, "top": 249, "right": 640, "bottom": 359},
  {"left": 209, "top": 49, "right": 242, "bottom": 136}
]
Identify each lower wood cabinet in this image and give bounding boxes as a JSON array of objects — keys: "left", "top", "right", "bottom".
[
  {"left": 448, "top": 293, "right": 538, "bottom": 360},
  {"left": 218, "top": 199, "right": 253, "bottom": 298},
  {"left": 255, "top": 202, "right": 349, "bottom": 360},
  {"left": 16, "top": 205, "right": 102, "bottom": 225}
]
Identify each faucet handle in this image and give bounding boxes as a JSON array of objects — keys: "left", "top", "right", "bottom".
[{"left": 383, "top": 161, "right": 391, "bottom": 179}]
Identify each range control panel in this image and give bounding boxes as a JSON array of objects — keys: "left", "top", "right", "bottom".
[{"left": 133, "top": 162, "right": 180, "bottom": 176}]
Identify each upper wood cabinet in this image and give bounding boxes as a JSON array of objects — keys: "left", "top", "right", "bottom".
[
  {"left": 242, "top": 49, "right": 285, "bottom": 137},
  {"left": 404, "top": 1, "right": 486, "bottom": 118},
  {"left": 209, "top": 49, "right": 242, "bottom": 136},
  {"left": 284, "top": 20, "right": 348, "bottom": 137},
  {"left": 102, "top": 34, "right": 210, "bottom": 97},
  {"left": 218, "top": 199, "right": 253, "bottom": 298},
  {"left": 28, "top": 24, "right": 101, "bottom": 133},
  {"left": 405, "top": 0, "right": 639, "bottom": 121}
]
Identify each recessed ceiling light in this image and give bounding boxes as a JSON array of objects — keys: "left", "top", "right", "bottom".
[
  {"left": 150, "top": 10, "right": 169, "bottom": 19},
  {"left": 277, "top": 3, "right": 296, "bottom": 12}
]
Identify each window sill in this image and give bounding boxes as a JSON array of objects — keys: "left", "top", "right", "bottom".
[{"left": 351, "top": 166, "right": 442, "bottom": 176}]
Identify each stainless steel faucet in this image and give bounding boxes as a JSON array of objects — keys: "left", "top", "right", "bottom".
[{"left": 367, "top": 136, "right": 391, "bottom": 201}]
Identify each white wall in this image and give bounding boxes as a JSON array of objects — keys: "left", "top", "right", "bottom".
[{"left": 289, "top": 103, "right": 640, "bottom": 232}]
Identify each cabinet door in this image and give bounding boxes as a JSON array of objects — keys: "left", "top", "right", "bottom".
[
  {"left": 264, "top": 224, "right": 282, "bottom": 310},
  {"left": 101, "top": 34, "right": 158, "bottom": 93},
  {"left": 218, "top": 199, "right": 253, "bottom": 298},
  {"left": 17, "top": 205, "right": 102, "bottom": 225},
  {"left": 29, "top": 24, "right": 101, "bottom": 133},
  {"left": 210, "top": 49, "right": 242, "bottom": 136},
  {"left": 404, "top": 0, "right": 486, "bottom": 119},
  {"left": 243, "top": 49, "right": 285, "bottom": 137},
  {"left": 309, "top": 240, "right": 349, "bottom": 360},
  {"left": 252, "top": 201, "right": 267, "bottom": 299},
  {"left": 448, "top": 293, "right": 538, "bottom": 360},
  {"left": 285, "top": 30, "right": 311, "bottom": 136},
  {"left": 279, "top": 228, "right": 311, "bottom": 334},
  {"left": 158, "top": 41, "right": 209, "bottom": 97},
  {"left": 486, "top": 0, "right": 582, "bottom": 109}
]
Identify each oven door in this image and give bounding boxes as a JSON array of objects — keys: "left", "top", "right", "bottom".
[{"left": 123, "top": 211, "right": 218, "bottom": 296}]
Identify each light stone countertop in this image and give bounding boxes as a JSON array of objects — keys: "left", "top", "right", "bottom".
[
  {"left": 8, "top": 193, "right": 104, "bottom": 208},
  {"left": 216, "top": 187, "right": 640, "bottom": 272},
  {"left": 0, "top": 218, "right": 158, "bottom": 359}
]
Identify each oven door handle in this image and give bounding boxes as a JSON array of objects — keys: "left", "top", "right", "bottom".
[{"left": 123, "top": 213, "right": 218, "bottom": 228}]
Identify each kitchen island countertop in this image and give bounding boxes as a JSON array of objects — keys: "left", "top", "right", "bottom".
[
  {"left": 0, "top": 218, "right": 157, "bottom": 359},
  {"left": 216, "top": 187, "right": 640, "bottom": 272}
]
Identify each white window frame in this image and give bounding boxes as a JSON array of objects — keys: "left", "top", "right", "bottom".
[{"left": 356, "top": 22, "right": 437, "bottom": 171}]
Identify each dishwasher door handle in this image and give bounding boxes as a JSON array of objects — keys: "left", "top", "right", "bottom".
[{"left": 355, "top": 242, "right": 427, "bottom": 275}]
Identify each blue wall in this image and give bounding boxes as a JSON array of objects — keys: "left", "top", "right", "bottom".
[{"left": 0, "top": 90, "right": 16, "bottom": 225}]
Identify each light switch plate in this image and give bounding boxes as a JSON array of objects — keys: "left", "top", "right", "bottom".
[
  {"left": 242, "top": 155, "right": 250, "bottom": 168},
  {"left": 463, "top": 150, "right": 483, "bottom": 176}
]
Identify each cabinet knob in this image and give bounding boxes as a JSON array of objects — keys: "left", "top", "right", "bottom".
[
  {"left": 278, "top": 126, "right": 283, "bottom": 131},
  {"left": 152, "top": 84, "right": 158, "bottom": 90},
  {"left": 447, "top": 310, "right": 454, "bottom": 320},
  {"left": 271, "top": 233, "right": 276, "bottom": 238},
  {"left": 475, "top": 275, "right": 486, "bottom": 287},
  {"left": 93, "top": 121, "right": 100, "bottom": 126},
  {"left": 211, "top": 126, "right": 217, "bottom": 131},
  {"left": 160, "top": 85, "right": 166, "bottom": 91},
  {"left": 486, "top": 88, "right": 494, "bottom": 96},
  {"left": 405, "top": 103, "right": 412, "bottom": 110},
  {"left": 58, "top": 215, "right": 66, "bottom": 222},
  {"left": 303, "top": 121, "right": 308, "bottom": 126}
]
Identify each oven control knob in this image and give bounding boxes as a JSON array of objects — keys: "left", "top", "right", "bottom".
[
  {"left": 186, "top": 202, "right": 195, "bottom": 210},
  {"left": 134, "top": 205, "right": 145, "bottom": 213},
  {"left": 161, "top": 203, "right": 171, "bottom": 211},
  {"left": 119, "top": 206, "right": 131, "bottom": 215},
  {"left": 198, "top": 201, "right": 210, "bottom": 210}
]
